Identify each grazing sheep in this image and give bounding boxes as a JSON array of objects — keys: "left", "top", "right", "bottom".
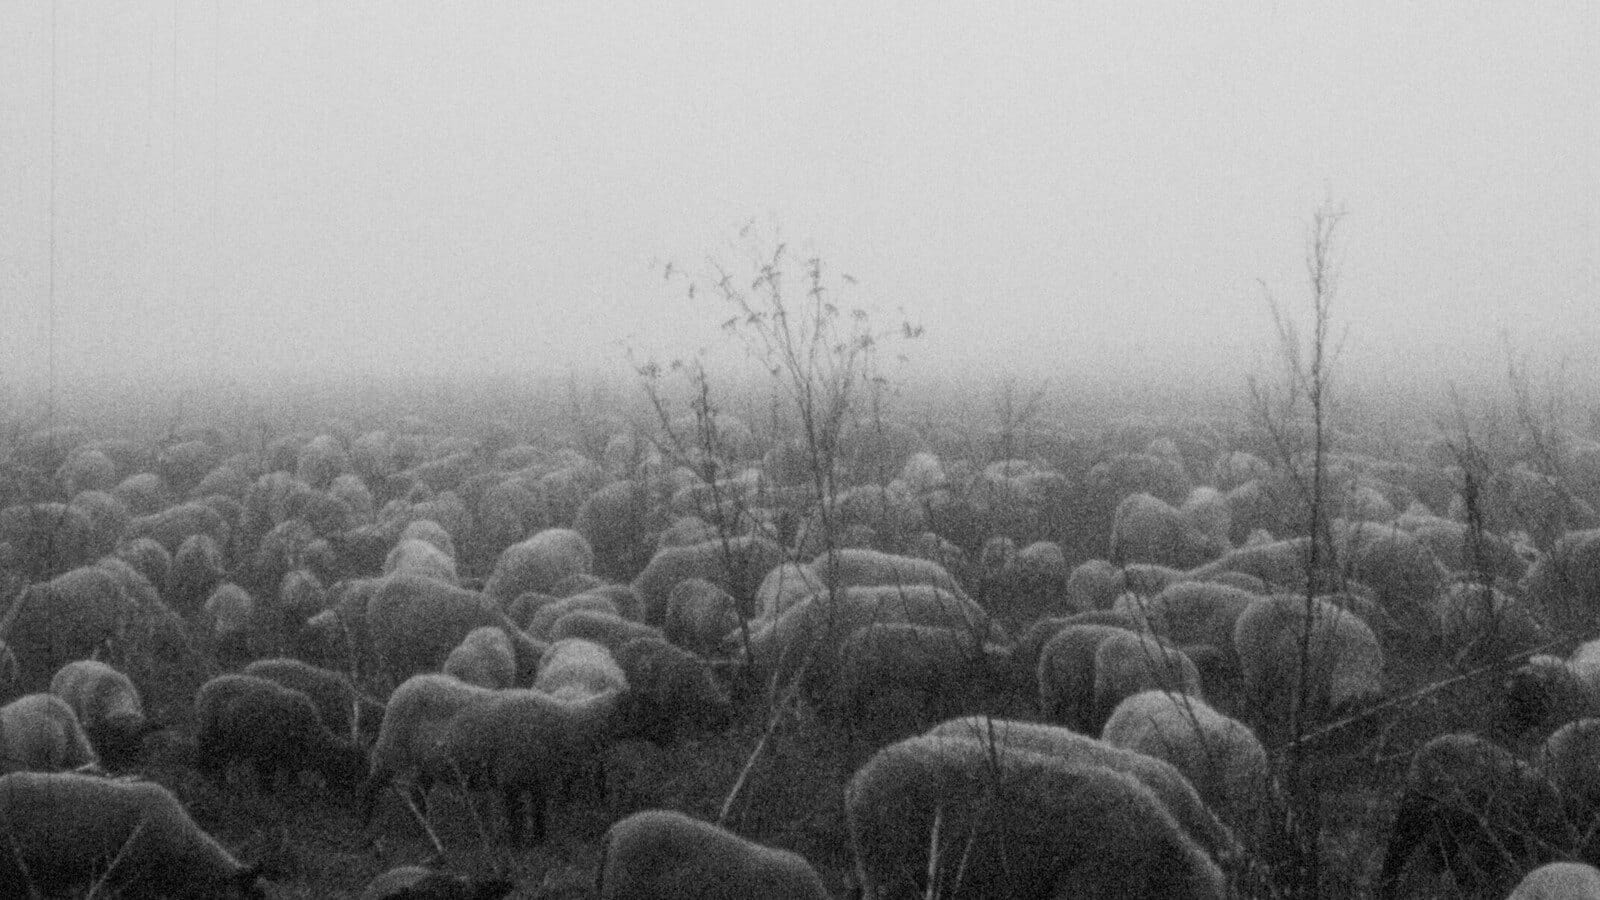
[
  {"left": 193, "top": 673, "right": 367, "bottom": 795},
  {"left": 359, "top": 864, "right": 516, "bottom": 900},
  {"left": 385, "top": 537, "right": 460, "bottom": 585},
  {"left": 742, "top": 583, "right": 1000, "bottom": 700},
  {"left": 170, "top": 532, "right": 226, "bottom": 615},
  {"left": 846, "top": 732, "right": 1226, "bottom": 899},
  {"left": 1436, "top": 582, "right": 1546, "bottom": 667},
  {"left": 1233, "top": 593, "right": 1385, "bottom": 744},
  {"left": 0, "top": 771, "right": 265, "bottom": 899},
  {"left": 205, "top": 582, "right": 260, "bottom": 666},
  {"left": 5, "top": 565, "right": 143, "bottom": 691},
  {"left": 632, "top": 535, "right": 787, "bottom": 626},
  {"left": 535, "top": 638, "right": 628, "bottom": 700},
  {"left": 834, "top": 623, "right": 1016, "bottom": 741},
  {"left": 1101, "top": 690, "right": 1269, "bottom": 828},
  {"left": 1508, "top": 862, "right": 1600, "bottom": 900},
  {"left": 574, "top": 479, "right": 663, "bottom": 582},
  {"left": 127, "top": 501, "right": 230, "bottom": 555},
  {"left": 809, "top": 547, "right": 967, "bottom": 599},
  {"left": 0, "top": 693, "right": 100, "bottom": 773},
  {"left": 1402, "top": 516, "right": 1530, "bottom": 584},
  {"left": 665, "top": 578, "right": 740, "bottom": 656},
  {"left": 522, "top": 592, "right": 621, "bottom": 640},
  {"left": 1334, "top": 520, "right": 1449, "bottom": 637},
  {"left": 596, "top": 808, "right": 830, "bottom": 900},
  {"left": 69, "top": 489, "right": 131, "bottom": 558},
  {"left": 484, "top": 528, "right": 596, "bottom": 604},
  {"left": 443, "top": 626, "right": 519, "bottom": 689},
  {"left": 363, "top": 674, "right": 620, "bottom": 843},
  {"left": 1091, "top": 631, "right": 1204, "bottom": 731},
  {"left": 1066, "top": 558, "right": 1124, "bottom": 611},
  {"left": 753, "top": 561, "right": 825, "bottom": 622},
  {"left": 612, "top": 636, "right": 733, "bottom": 743},
  {"left": 1535, "top": 717, "right": 1600, "bottom": 826},
  {"left": 1502, "top": 654, "right": 1599, "bottom": 737},
  {"left": 49, "top": 659, "right": 153, "bottom": 765},
  {"left": 1381, "top": 732, "right": 1575, "bottom": 899},
  {"left": 1036, "top": 623, "right": 1134, "bottom": 731},
  {"left": 117, "top": 536, "right": 174, "bottom": 596},
  {"left": 1111, "top": 492, "right": 1228, "bottom": 570},
  {"left": 112, "top": 471, "right": 171, "bottom": 516},
  {"left": 366, "top": 574, "right": 542, "bottom": 685},
  {"left": 1524, "top": 529, "right": 1600, "bottom": 637},
  {"left": 241, "top": 657, "right": 381, "bottom": 741},
  {"left": 0, "top": 502, "right": 97, "bottom": 578},
  {"left": 549, "top": 610, "right": 664, "bottom": 654}
]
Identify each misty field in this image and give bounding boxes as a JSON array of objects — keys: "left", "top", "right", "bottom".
[{"left": 3, "top": 337, "right": 1600, "bottom": 900}]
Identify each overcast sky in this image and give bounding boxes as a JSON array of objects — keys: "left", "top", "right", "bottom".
[{"left": 2, "top": 2, "right": 1595, "bottom": 398}]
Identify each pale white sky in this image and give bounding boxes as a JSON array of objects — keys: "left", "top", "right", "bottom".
[{"left": 2, "top": 2, "right": 1595, "bottom": 396}]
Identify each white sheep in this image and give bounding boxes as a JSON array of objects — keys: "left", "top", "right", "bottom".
[
  {"left": 612, "top": 636, "right": 733, "bottom": 744},
  {"left": 204, "top": 582, "right": 259, "bottom": 667},
  {"left": 632, "top": 535, "right": 787, "bottom": 627},
  {"left": 1035, "top": 623, "right": 1133, "bottom": 731},
  {"left": 49, "top": 659, "right": 153, "bottom": 766},
  {"left": 241, "top": 656, "right": 383, "bottom": 741},
  {"left": 193, "top": 673, "right": 368, "bottom": 795},
  {"left": 365, "top": 573, "right": 541, "bottom": 685},
  {"left": 0, "top": 770, "right": 265, "bottom": 898},
  {"left": 484, "top": 528, "right": 596, "bottom": 604},
  {"left": 1233, "top": 593, "right": 1385, "bottom": 745},
  {"left": 0, "top": 693, "right": 100, "bottom": 773},
  {"left": 383, "top": 536, "right": 460, "bottom": 585},
  {"left": 363, "top": 673, "right": 620, "bottom": 844},
  {"left": 443, "top": 626, "right": 518, "bottom": 689},
  {"left": 549, "top": 610, "right": 665, "bottom": 655},
  {"left": 1100, "top": 689, "right": 1269, "bottom": 829},
  {"left": 665, "top": 577, "right": 741, "bottom": 656},
  {"left": 1091, "top": 630, "right": 1204, "bottom": 732},
  {"left": 846, "top": 732, "right": 1227, "bottom": 899},
  {"left": 1380, "top": 732, "right": 1575, "bottom": 898},
  {"left": 1509, "top": 862, "right": 1600, "bottom": 900},
  {"left": 596, "top": 808, "right": 831, "bottom": 900},
  {"left": 925, "top": 715, "right": 1240, "bottom": 863}
]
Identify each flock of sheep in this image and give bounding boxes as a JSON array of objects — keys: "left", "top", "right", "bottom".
[{"left": 1, "top": 407, "right": 1600, "bottom": 897}]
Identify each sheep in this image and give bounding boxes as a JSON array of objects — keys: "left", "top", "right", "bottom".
[
  {"left": 632, "top": 535, "right": 787, "bottom": 626},
  {"left": 69, "top": 489, "right": 130, "bottom": 558},
  {"left": 596, "top": 808, "right": 831, "bottom": 900},
  {"left": 0, "top": 502, "right": 97, "bottom": 578},
  {"left": 549, "top": 609, "right": 665, "bottom": 654},
  {"left": 833, "top": 622, "right": 1017, "bottom": 742},
  {"left": 4, "top": 565, "right": 143, "bottom": 691},
  {"left": 362, "top": 674, "right": 619, "bottom": 843},
  {"left": 1333, "top": 520, "right": 1449, "bottom": 638},
  {"left": 1101, "top": 690, "right": 1269, "bottom": 829},
  {"left": 0, "top": 771, "right": 265, "bottom": 898},
  {"left": 1036, "top": 623, "right": 1134, "bottom": 731},
  {"left": 665, "top": 577, "right": 740, "bottom": 656},
  {"left": 741, "top": 583, "right": 1001, "bottom": 702},
  {"left": 1524, "top": 529, "right": 1600, "bottom": 638},
  {"left": 845, "top": 732, "right": 1227, "bottom": 899},
  {"left": 522, "top": 591, "right": 621, "bottom": 639},
  {"left": 809, "top": 547, "right": 967, "bottom": 599},
  {"left": 752, "top": 561, "right": 825, "bottom": 622},
  {"left": 1436, "top": 582, "right": 1547, "bottom": 667},
  {"left": 1090, "top": 631, "right": 1204, "bottom": 732},
  {"left": 484, "top": 528, "right": 596, "bottom": 604},
  {"left": 1502, "top": 654, "right": 1600, "bottom": 737},
  {"left": 925, "top": 716, "right": 1240, "bottom": 863},
  {"left": 1233, "top": 593, "right": 1385, "bottom": 745},
  {"left": 49, "top": 659, "right": 153, "bottom": 766},
  {"left": 612, "top": 636, "right": 733, "bottom": 743},
  {"left": 1110, "top": 492, "right": 1227, "bottom": 570},
  {"left": 205, "top": 582, "right": 260, "bottom": 666},
  {"left": 1381, "top": 732, "right": 1576, "bottom": 899},
  {"left": 443, "top": 626, "right": 519, "bottom": 689},
  {"left": 241, "top": 657, "right": 382, "bottom": 741},
  {"left": 359, "top": 864, "right": 516, "bottom": 900},
  {"left": 193, "top": 673, "right": 367, "bottom": 795},
  {"left": 384, "top": 537, "right": 460, "bottom": 585},
  {"left": 127, "top": 500, "right": 231, "bottom": 555},
  {"left": 1535, "top": 717, "right": 1600, "bottom": 828},
  {"left": 0, "top": 693, "right": 100, "bottom": 773},
  {"left": 117, "top": 535, "right": 174, "bottom": 597},
  {"left": 170, "top": 532, "right": 226, "bottom": 615},
  {"left": 535, "top": 638, "right": 628, "bottom": 700},
  {"left": 365, "top": 573, "right": 542, "bottom": 685},
  {"left": 1508, "top": 862, "right": 1600, "bottom": 900},
  {"left": 1136, "top": 580, "right": 1259, "bottom": 670}
]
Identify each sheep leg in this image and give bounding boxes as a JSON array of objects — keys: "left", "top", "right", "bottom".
[{"left": 1379, "top": 791, "right": 1436, "bottom": 898}]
